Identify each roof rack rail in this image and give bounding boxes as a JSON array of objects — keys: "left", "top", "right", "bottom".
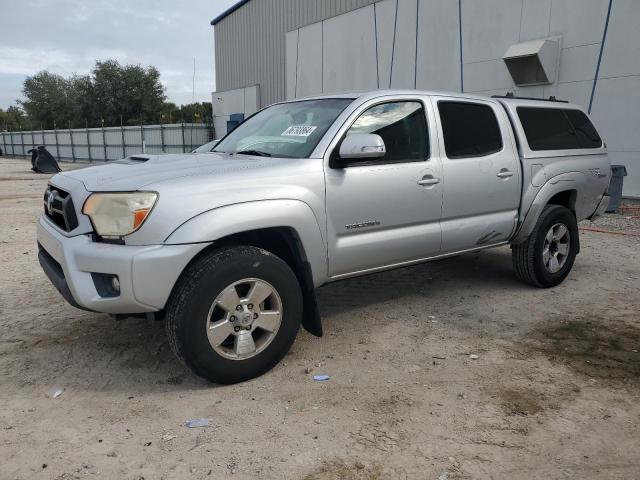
[{"left": 491, "top": 92, "right": 568, "bottom": 103}]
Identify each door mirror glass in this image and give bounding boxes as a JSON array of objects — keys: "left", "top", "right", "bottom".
[{"left": 338, "top": 134, "right": 386, "bottom": 160}]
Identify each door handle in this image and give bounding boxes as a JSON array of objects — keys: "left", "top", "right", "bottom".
[
  {"left": 496, "top": 170, "right": 514, "bottom": 179},
  {"left": 418, "top": 176, "right": 440, "bottom": 186}
]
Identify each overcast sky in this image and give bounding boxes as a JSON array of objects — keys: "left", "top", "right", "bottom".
[{"left": 0, "top": 0, "right": 238, "bottom": 109}]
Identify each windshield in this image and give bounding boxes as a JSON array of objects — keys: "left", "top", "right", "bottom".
[
  {"left": 191, "top": 139, "right": 219, "bottom": 153},
  {"left": 213, "top": 98, "right": 354, "bottom": 158}
]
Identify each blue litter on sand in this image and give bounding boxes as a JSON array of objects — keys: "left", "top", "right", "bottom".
[
  {"left": 313, "top": 375, "right": 331, "bottom": 381},
  {"left": 184, "top": 419, "right": 209, "bottom": 428}
]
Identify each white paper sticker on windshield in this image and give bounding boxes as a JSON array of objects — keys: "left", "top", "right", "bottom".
[{"left": 282, "top": 125, "right": 317, "bottom": 137}]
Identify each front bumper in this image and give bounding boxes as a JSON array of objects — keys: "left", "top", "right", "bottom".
[
  {"left": 37, "top": 216, "right": 209, "bottom": 314},
  {"left": 588, "top": 195, "right": 611, "bottom": 221}
]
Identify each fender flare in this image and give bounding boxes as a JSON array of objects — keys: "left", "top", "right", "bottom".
[
  {"left": 164, "top": 199, "right": 328, "bottom": 288},
  {"left": 165, "top": 199, "right": 327, "bottom": 337},
  {"left": 512, "top": 172, "right": 583, "bottom": 244}
]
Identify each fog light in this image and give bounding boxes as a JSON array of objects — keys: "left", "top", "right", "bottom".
[
  {"left": 90, "top": 273, "right": 121, "bottom": 298},
  {"left": 111, "top": 276, "right": 120, "bottom": 293}
]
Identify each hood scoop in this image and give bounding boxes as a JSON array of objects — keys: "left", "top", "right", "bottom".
[{"left": 117, "top": 155, "right": 152, "bottom": 164}]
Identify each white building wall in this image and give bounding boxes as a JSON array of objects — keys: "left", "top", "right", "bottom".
[
  {"left": 296, "top": 23, "right": 323, "bottom": 97},
  {"left": 415, "top": 1, "right": 460, "bottom": 91},
  {"left": 215, "top": 0, "right": 639, "bottom": 196},
  {"left": 590, "top": 0, "right": 640, "bottom": 196},
  {"left": 211, "top": 85, "right": 260, "bottom": 139},
  {"left": 322, "top": 6, "right": 379, "bottom": 93}
]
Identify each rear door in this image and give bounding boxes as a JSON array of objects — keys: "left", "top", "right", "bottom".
[
  {"left": 325, "top": 97, "right": 443, "bottom": 277},
  {"left": 432, "top": 97, "right": 521, "bottom": 253}
]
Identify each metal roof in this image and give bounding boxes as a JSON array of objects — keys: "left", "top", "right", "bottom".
[{"left": 210, "top": 0, "right": 251, "bottom": 26}]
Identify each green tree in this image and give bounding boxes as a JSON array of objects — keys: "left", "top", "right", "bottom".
[
  {"left": 67, "top": 74, "right": 95, "bottom": 127},
  {"left": 179, "top": 102, "right": 212, "bottom": 124},
  {"left": 160, "top": 101, "right": 213, "bottom": 124},
  {"left": 160, "top": 101, "right": 180, "bottom": 124},
  {"left": 20, "top": 71, "right": 72, "bottom": 129},
  {"left": 92, "top": 60, "right": 165, "bottom": 126},
  {"left": 0, "top": 106, "right": 28, "bottom": 130},
  {"left": 19, "top": 59, "right": 167, "bottom": 128}
]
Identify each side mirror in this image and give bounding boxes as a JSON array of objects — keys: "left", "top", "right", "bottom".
[{"left": 338, "top": 134, "right": 386, "bottom": 160}]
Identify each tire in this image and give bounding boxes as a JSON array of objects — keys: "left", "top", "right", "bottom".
[
  {"left": 512, "top": 205, "right": 579, "bottom": 288},
  {"left": 165, "top": 246, "right": 303, "bottom": 384}
]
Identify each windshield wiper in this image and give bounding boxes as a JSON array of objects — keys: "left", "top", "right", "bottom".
[{"left": 235, "top": 149, "right": 272, "bottom": 157}]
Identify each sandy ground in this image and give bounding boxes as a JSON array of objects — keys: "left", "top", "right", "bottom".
[{"left": 0, "top": 157, "right": 639, "bottom": 480}]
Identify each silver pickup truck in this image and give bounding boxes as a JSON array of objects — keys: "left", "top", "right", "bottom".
[{"left": 37, "top": 90, "right": 610, "bottom": 383}]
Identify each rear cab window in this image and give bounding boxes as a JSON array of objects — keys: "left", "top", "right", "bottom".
[
  {"left": 517, "top": 107, "right": 602, "bottom": 151},
  {"left": 437, "top": 101, "right": 503, "bottom": 158}
]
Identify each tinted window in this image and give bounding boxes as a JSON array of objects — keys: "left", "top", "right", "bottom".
[
  {"left": 438, "top": 101, "right": 503, "bottom": 158},
  {"left": 517, "top": 107, "right": 578, "bottom": 150},
  {"left": 346, "top": 101, "right": 428, "bottom": 162},
  {"left": 564, "top": 109, "right": 603, "bottom": 149},
  {"left": 517, "top": 107, "right": 602, "bottom": 151}
]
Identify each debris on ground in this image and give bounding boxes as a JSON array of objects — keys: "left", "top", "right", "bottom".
[
  {"left": 184, "top": 419, "right": 209, "bottom": 428},
  {"left": 48, "top": 387, "right": 64, "bottom": 399}
]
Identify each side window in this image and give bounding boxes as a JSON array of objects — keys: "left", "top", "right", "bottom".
[
  {"left": 517, "top": 107, "right": 578, "bottom": 150},
  {"left": 563, "top": 109, "right": 603, "bottom": 149},
  {"left": 438, "top": 101, "right": 503, "bottom": 158},
  {"left": 517, "top": 107, "right": 603, "bottom": 151},
  {"left": 346, "top": 101, "right": 429, "bottom": 162}
]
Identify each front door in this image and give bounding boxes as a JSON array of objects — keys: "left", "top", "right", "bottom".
[{"left": 325, "top": 98, "right": 443, "bottom": 278}]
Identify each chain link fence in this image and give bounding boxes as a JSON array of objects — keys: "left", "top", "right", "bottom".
[{"left": 0, "top": 123, "right": 213, "bottom": 162}]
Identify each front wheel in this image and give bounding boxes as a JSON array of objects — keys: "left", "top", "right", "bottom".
[
  {"left": 165, "top": 246, "right": 303, "bottom": 384},
  {"left": 512, "top": 205, "right": 579, "bottom": 288}
]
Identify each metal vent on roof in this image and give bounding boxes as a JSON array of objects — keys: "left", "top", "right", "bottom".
[{"left": 503, "top": 38, "right": 560, "bottom": 86}]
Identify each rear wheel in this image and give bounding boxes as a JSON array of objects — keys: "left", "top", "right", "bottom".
[
  {"left": 165, "top": 246, "right": 302, "bottom": 384},
  {"left": 512, "top": 205, "right": 579, "bottom": 288}
]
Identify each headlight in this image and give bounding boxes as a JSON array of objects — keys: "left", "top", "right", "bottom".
[{"left": 82, "top": 192, "right": 158, "bottom": 238}]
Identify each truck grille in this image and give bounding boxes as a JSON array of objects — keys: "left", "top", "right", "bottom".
[{"left": 43, "top": 186, "right": 79, "bottom": 232}]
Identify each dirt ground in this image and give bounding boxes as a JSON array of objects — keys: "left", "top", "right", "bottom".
[{"left": 1, "top": 157, "right": 639, "bottom": 480}]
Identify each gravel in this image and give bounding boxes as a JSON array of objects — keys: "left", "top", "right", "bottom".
[{"left": 1, "top": 157, "right": 639, "bottom": 479}]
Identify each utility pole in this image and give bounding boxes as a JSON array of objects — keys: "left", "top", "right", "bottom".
[
  {"left": 101, "top": 118, "right": 107, "bottom": 161},
  {"left": 120, "top": 114, "right": 126, "bottom": 158},
  {"left": 53, "top": 122, "right": 60, "bottom": 160},
  {"left": 19, "top": 124, "right": 25, "bottom": 158},
  {"left": 140, "top": 120, "right": 145, "bottom": 153},
  {"left": 69, "top": 120, "right": 76, "bottom": 162},
  {"left": 160, "top": 114, "right": 166, "bottom": 152},
  {"left": 86, "top": 118, "right": 92, "bottom": 163}
]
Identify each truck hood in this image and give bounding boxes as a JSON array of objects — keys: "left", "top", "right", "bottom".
[
  {"left": 54, "top": 152, "right": 325, "bottom": 245},
  {"left": 59, "top": 153, "right": 276, "bottom": 191}
]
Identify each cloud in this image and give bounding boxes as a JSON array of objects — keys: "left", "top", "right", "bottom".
[{"left": 0, "top": 0, "right": 237, "bottom": 108}]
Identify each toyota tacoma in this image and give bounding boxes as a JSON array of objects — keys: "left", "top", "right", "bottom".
[{"left": 37, "top": 90, "right": 611, "bottom": 384}]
